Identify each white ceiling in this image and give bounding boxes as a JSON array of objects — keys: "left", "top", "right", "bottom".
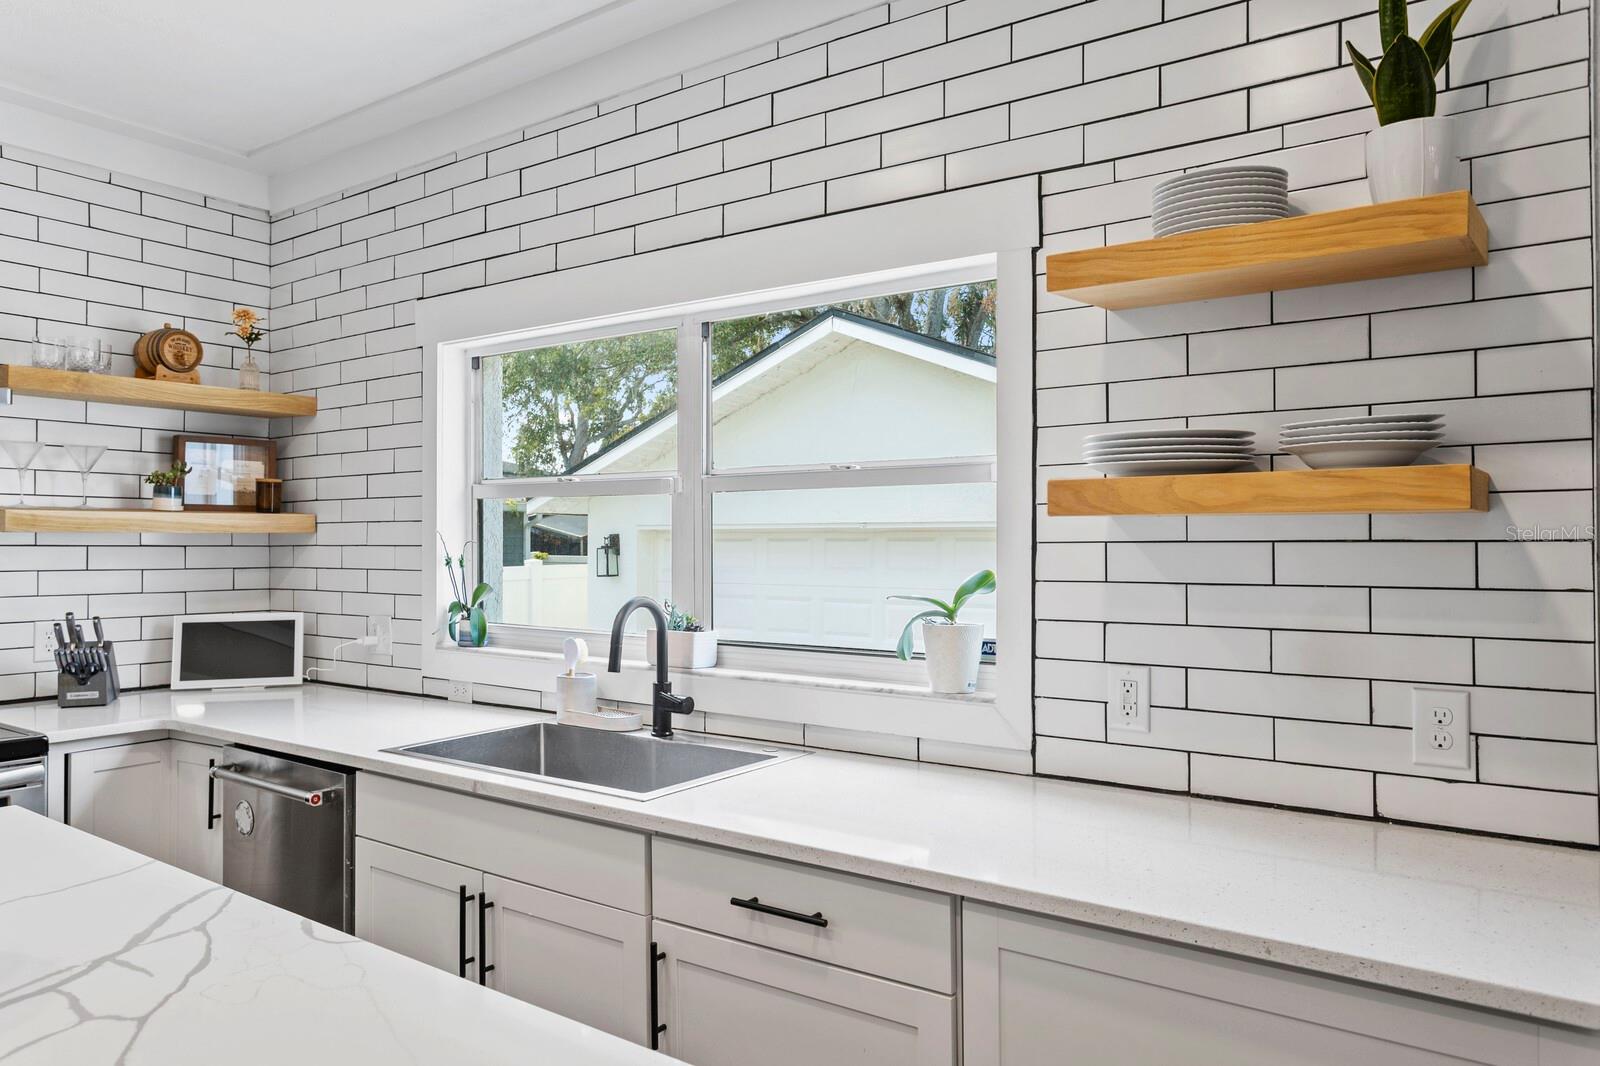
[{"left": 0, "top": 0, "right": 882, "bottom": 208}]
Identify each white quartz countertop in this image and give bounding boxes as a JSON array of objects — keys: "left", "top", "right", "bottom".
[
  {"left": 5, "top": 684, "right": 1599, "bottom": 1030},
  {"left": 0, "top": 806, "right": 679, "bottom": 1065}
]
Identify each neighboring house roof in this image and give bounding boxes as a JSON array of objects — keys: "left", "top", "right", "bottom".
[{"left": 561, "top": 309, "right": 995, "bottom": 476}]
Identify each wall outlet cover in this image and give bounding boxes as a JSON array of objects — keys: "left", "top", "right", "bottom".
[
  {"left": 1412, "top": 688, "right": 1470, "bottom": 770},
  {"left": 1107, "top": 664, "right": 1151, "bottom": 733},
  {"left": 34, "top": 621, "right": 56, "bottom": 664},
  {"left": 368, "top": 615, "right": 393, "bottom": 656},
  {"left": 446, "top": 680, "right": 472, "bottom": 703}
]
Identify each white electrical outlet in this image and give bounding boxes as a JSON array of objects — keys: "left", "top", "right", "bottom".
[
  {"left": 1412, "top": 688, "right": 1470, "bottom": 770},
  {"left": 34, "top": 621, "right": 57, "bottom": 664},
  {"left": 368, "top": 615, "right": 393, "bottom": 655},
  {"left": 1107, "top": 665, "right": 1151, "bottom": 733},
  {"left": 446, "top": 680, "right": 472, "bottom": 703}
]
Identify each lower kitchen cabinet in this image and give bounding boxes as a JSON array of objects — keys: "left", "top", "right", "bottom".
[
  {"left": 66, "top": 740, "right": 173, "bottom": 864},
  {"left": 652, "top": 920, "right": 956, "bottom": 1066},
  {"left": 171, "top": 740, "right": 223, "bottom": 881},
  {"left": 963, "top": 903, "right": 1550, "bottom": 1066},
  {"left": 483, "top": 873, "right": 650, "bottom": 1044},
  {"left": 354, "top": 837, "right": 482, "bottom": 977}
]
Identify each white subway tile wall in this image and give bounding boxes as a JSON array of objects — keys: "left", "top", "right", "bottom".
[
  {"left": 1, "top": 1, "right": 1595, "bottom": 844},
  {"left": 0, "top": 149, "right": 273, "bottom": 700}
]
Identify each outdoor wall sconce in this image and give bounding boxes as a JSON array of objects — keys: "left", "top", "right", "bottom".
[{"left": 596, "top": 533, "right": 621, "bottom": 577}]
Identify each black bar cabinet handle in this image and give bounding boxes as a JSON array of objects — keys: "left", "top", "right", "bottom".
[
  {"left": 478, "top": 896, "right": 495, "bottom": 985},
  {"left": 649, "top": 942, "right": 667, "bottom": 1050},
  {"left": 458, "top": 885, "right": 475, "bottom": 978},
  {"left": 729, "top": 895, "right": 828, "bottom": 928},
  {"left": 206, "top": 759, "right": 220, "bottom": 829}
]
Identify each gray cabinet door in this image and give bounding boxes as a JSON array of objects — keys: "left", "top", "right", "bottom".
[
  {"left": 963, "top": 903, "right": 1541, "bottom": 1066},
  {"left": 484, "top": 873, "right": 650, "bottom": 1045},
  {"left": 655, "top": 920, "right": 955, "bottom": 1066}
]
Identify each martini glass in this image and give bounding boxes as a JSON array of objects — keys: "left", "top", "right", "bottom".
[
  {"left": 61, "top": 445, "right": 107, "bottom": 508},
  {"left": 1, "top": 440, "right": 44, "bottom": 507}
]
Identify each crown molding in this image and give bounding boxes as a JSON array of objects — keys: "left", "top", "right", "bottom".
[{"left": 0, "top": 0, "right": 880, "bottom": 213}]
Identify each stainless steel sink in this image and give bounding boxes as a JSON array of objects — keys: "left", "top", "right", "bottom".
[{"left": 387, "top": 722, "right": 806, "bottom": 800}]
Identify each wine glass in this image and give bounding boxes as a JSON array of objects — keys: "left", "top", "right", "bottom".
[
  {"left": 1, "top": 440, "right": 44, "bottom": 506},
  {"left": 61, "top": 445, "right": 106, "bottom": 508}
]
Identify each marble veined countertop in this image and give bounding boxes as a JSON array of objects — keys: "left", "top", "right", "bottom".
[
  {"left": 0, "top": 807, "right": 678, "bottom": 1065},
  {"left": 3, "top": 685, "right": 1598, "bottom": 1029}
]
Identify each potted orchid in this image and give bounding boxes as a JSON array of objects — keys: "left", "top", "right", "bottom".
[
  {"left": 438, "top": 533, "right": 491, "bottom": 647},
  {"left": 228, "top": 307, "right": 266, "bottom": 391},
  {"left": 890, "top": 569, "right": 995, "bottom": 694}
]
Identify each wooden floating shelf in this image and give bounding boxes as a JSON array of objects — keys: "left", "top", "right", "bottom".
[
  {"left": 1047, "top": 191, "right": 1488, "bottom": 310},
  {"left": 1047, "top": 465, "right": 1489, "bottom": 517},
  {"left": 0, "top": 365, "right": 317, "bottom": 419},
  {"left": 0, "top": 508, "right": 315, "bottom": 534}
]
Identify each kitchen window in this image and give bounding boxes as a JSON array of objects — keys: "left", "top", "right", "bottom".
[
  {"left": 423, "top": 177, "right": 1038, "bottom": 750},
  {"left": 474, "top": 275, "right": 1000, "bottom": 659}
]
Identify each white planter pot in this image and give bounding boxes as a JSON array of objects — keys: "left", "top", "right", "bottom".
[
  {"left": 150, "top": 489, "right": 182, "bottom": 512},
  {"left": 645, "top": 629, "right": 719, "bottom": 670},
  {"left": 922, "top": 622, "right": 983, "bottom": 694},
  {"left": 1366, "top": 116, "right": 1465, "bottom": 203}
]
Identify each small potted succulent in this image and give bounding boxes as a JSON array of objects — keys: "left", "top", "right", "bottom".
[
  {"left": 439, "top": 533, "right": 491, "bottom": 647},
  {"left": 645, "top": 601, "right": 718, "bottom": 670},
  {"left": 144, "top": 462, "right": 190, "bottom": 511},
  {"left": 890, "top": 569, "right": 995, "bottom": 694},
  {"left": 1347, "top": 0, "right": 1472, "bottom": 202}
]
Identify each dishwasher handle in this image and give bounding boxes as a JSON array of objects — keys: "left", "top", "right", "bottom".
[
  {"left": 0, "top": 764, "right": 44, "bottom": 793},
  {"left": 211, "top": 764, "right": 340, "bottom": 807}
]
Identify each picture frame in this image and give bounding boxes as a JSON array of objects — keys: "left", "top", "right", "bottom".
[{"left": 173, "top": 434, "right": 277, "bottom": 511}]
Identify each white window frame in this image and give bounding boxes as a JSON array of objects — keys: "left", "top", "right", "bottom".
[{"left": 421, "top": 177, "right": 1039, "bottom": 751}]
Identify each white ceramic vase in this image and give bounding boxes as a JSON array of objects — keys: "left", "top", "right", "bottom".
[
  {"left": 1365, "top": 115, "right": 1465, "bottom": 203},
  {"left": 645, "top": 629, "right": 719, "bottom": 670},
  {"left": 922, "top": 622, "right": 983, "bottom": 694}
]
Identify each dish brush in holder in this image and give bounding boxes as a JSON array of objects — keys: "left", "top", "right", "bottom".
[{"left": 555, "top": 637, "right": 642, "bottom": 731}]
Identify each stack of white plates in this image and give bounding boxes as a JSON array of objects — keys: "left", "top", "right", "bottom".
[
  {"left": 1280, "top": 414, "right": 1445, "bottom": 469},
  {"left": 1085, "top": 429, "right": 1257, "bottom": 477},
  {"left": 1153, "top": 166, "right": 1290, "bottom": 237}
]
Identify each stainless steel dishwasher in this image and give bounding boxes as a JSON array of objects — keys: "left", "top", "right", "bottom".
[{"left": 211, "top": 746, "right": 354, "bottom": 932}]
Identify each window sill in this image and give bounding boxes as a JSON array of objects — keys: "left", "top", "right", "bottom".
[{"left": 426, "top": 639, "right": 1020, "bottom": 749}]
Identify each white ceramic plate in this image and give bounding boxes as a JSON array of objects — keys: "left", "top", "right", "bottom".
[
  {"left": 1088, "top": 443, "right": 1256, "bottom": 453},
  {"left": 1088, "top": 444, "right": 1260, "bottom": 457},
  {"left": 1282, "top": 441, "right": 1437, "bottom": 469},
  {"left": 1156, "top": 207, "right": 1290, "bottom": 225},
  {"left": 1280, "top": 430, "right": 1443, "bottom": 443},
  {"left": 1085, "top": 429, "right": 1255, "bottom": 443},
  {"left": 1087, "top": 449, "right": 1257, "bottom": 460},
  {"left": 1155, "top": 198, "right": 1290, "bottom": 220},
  {"left": 1155, "top": 186, "right": 1290, "bottom": 209},
  {"left": 1156, "top": 208, "right": 1290, "bottom": 229},
  {"left": 1155, "top": 167, "right": 1288, "bottom": 194},
  {"left": 1091, "top": 458, "right": 1258, "bottom": 477},
  {"left": 1282, "top": 413, "right": 1445, "bottom": 431}
]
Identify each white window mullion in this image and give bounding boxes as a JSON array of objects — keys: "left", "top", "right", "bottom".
[
  {"left": 673, "top": 317, "right": 707, "bottom": 622},
  {"left": 473, "top": 476, "right": 677, "bottom": 501}
]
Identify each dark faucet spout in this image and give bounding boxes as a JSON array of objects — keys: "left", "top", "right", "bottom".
[{"left": 607, "top": 596, "right": 695, "bottom": 737}]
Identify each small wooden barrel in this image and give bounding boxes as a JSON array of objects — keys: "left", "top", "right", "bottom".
[{"left": 134, "top": 323, "right": 204, "bottom": 380}]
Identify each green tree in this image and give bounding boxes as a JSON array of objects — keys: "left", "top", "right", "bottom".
[{"left": 496, "top": 283, "right": 996, "bottom": 476}]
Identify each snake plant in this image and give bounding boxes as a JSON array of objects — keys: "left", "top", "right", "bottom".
[
  {"left": 1346, "top": 0, "right": 1473, "bottom": 126},
  {"left": 889, "top": 569, "right": 996, "bottom": 661}
]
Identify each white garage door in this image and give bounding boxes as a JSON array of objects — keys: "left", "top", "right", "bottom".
[{"left": 708, "top": 527, "right": 996, "bottom": 652}]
